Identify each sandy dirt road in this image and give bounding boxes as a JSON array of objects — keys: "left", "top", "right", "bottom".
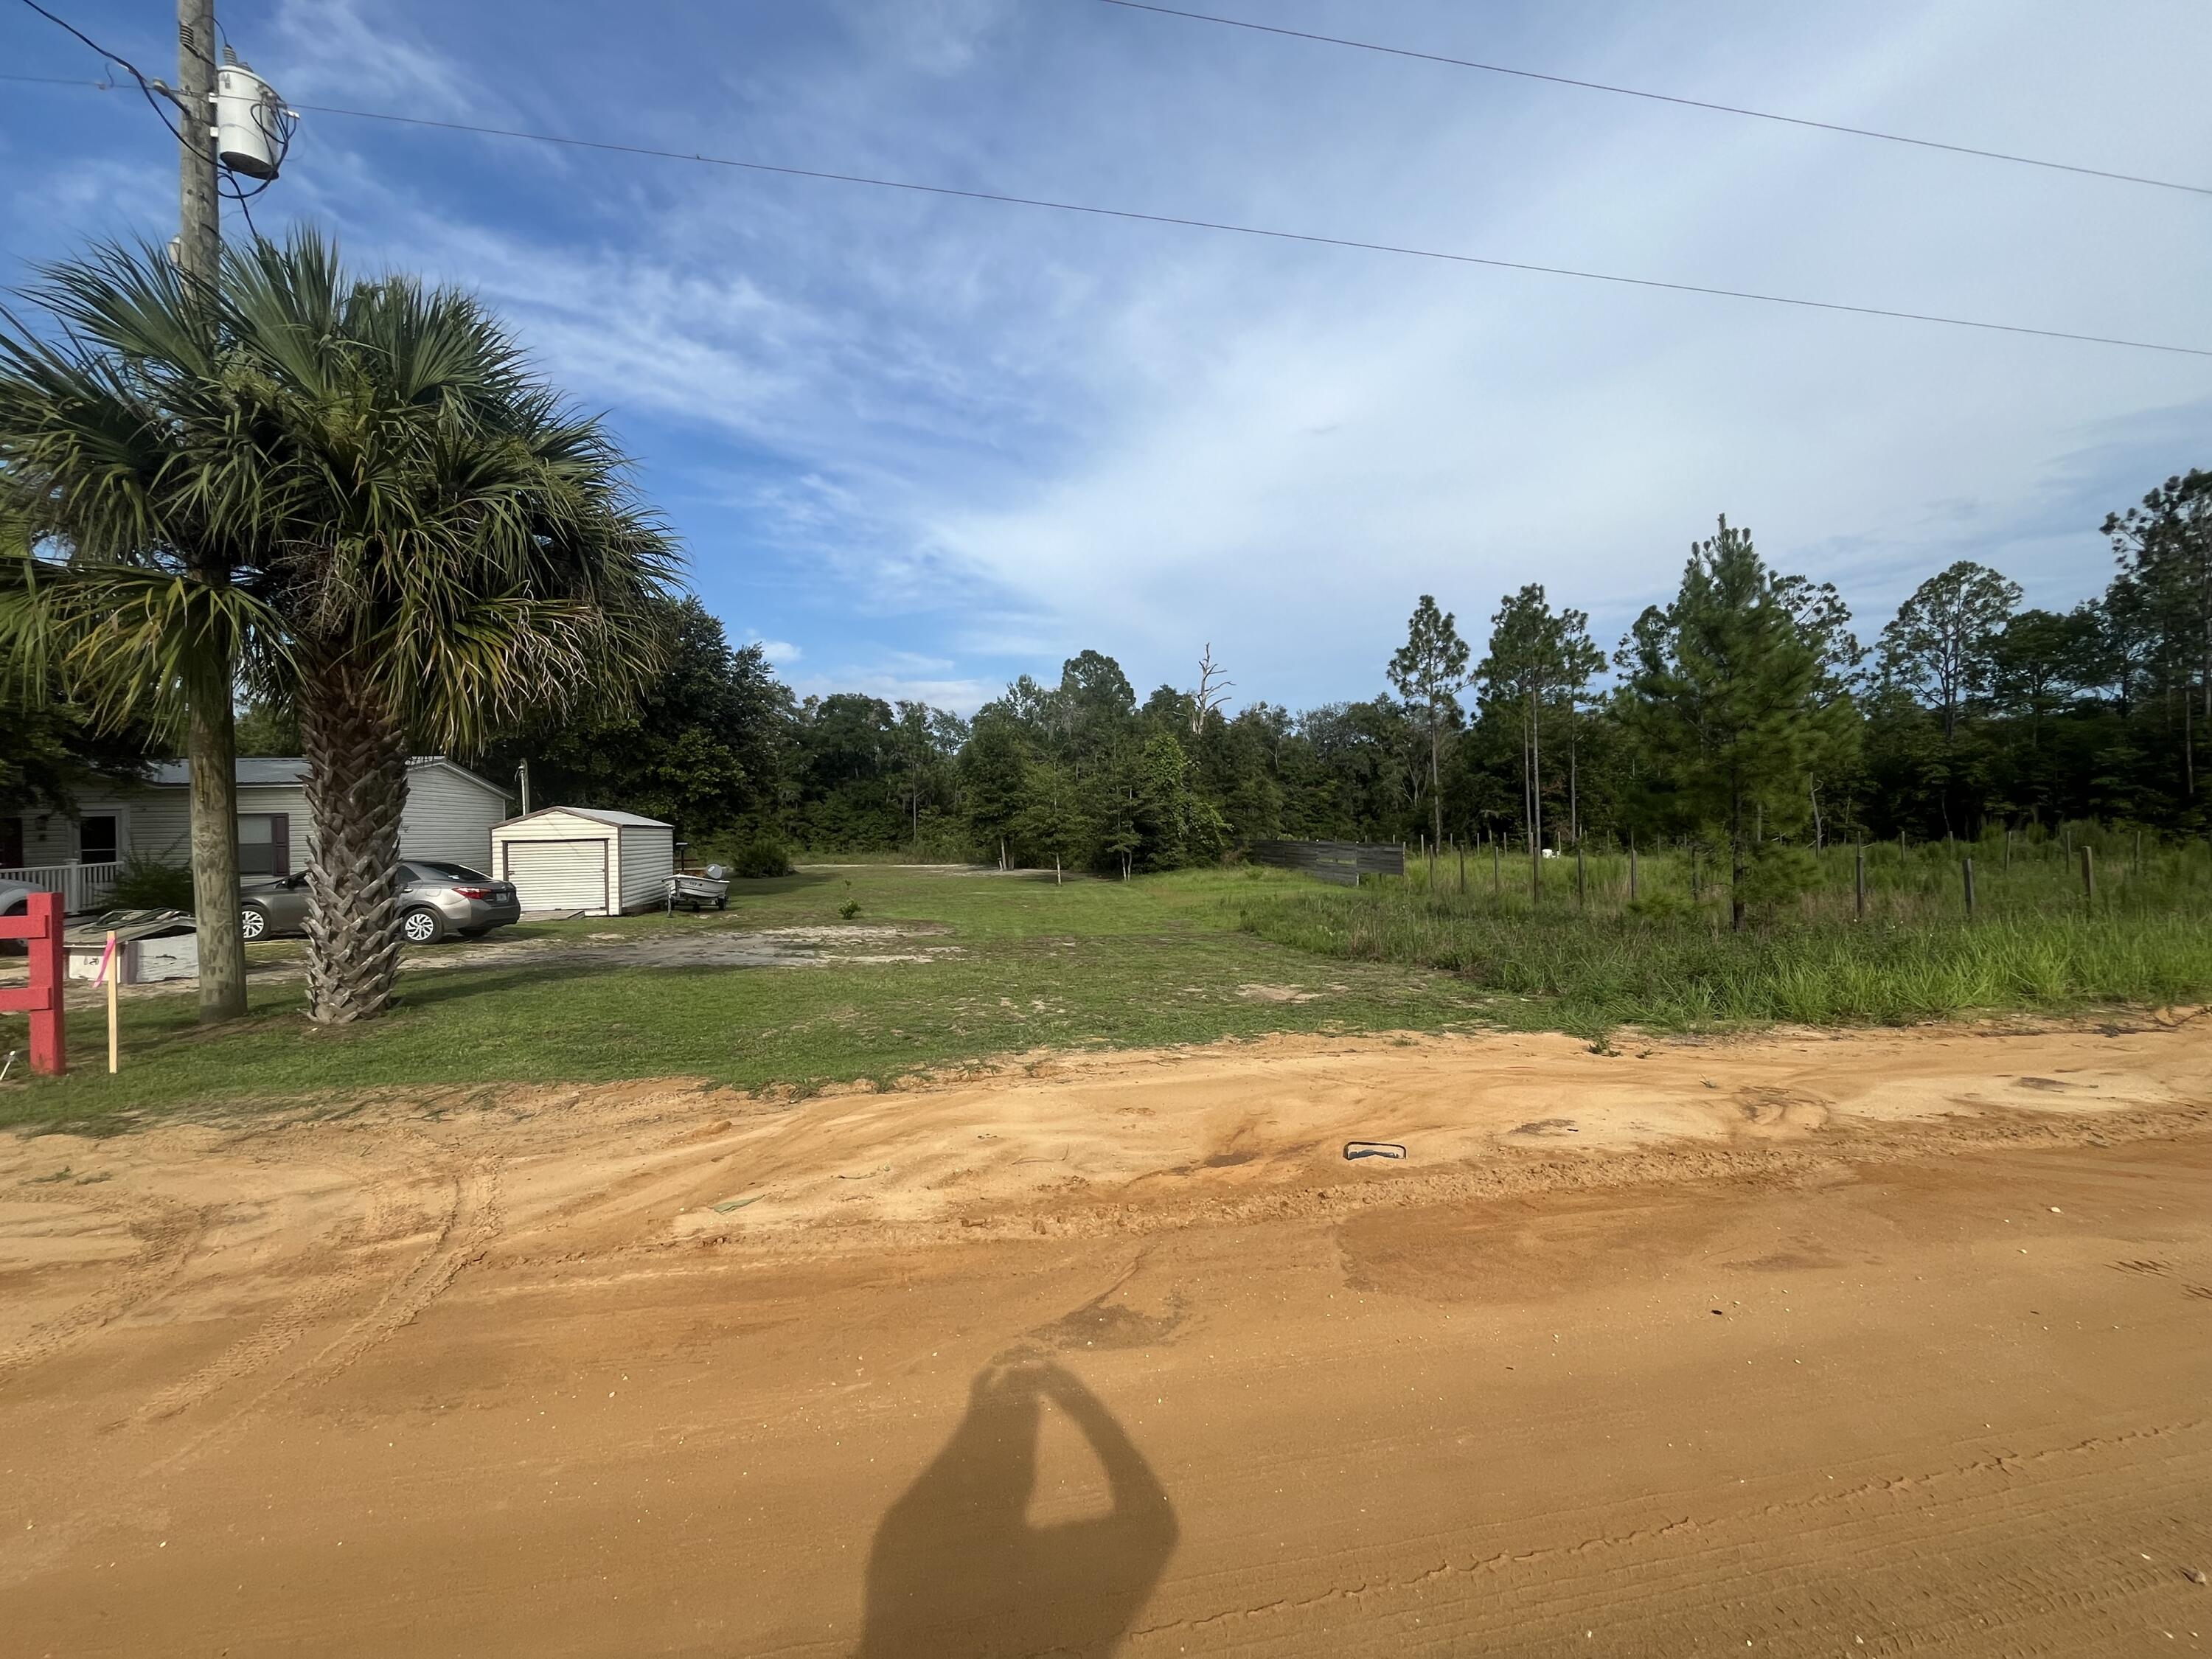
[{"left": 2, "top": 1021, "right": 2210, "bottom": 1656}]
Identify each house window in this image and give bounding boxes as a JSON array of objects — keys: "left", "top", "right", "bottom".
[
  {"left": 238, "top": 813, "right": 291, "bottom": 877},
  {"left": 78, "top": 815, "right": 119, "bottom": 865}
]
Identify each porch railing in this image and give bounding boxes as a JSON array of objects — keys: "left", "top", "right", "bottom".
[{"left": 0, "top": 861, "right": 123, "bottom": 916}]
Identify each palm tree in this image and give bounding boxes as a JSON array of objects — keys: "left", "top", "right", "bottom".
[
  {"left": 2, "top": 232, "right": 675, "bottom": 1023},
  {"left": 0, "top": 248, "right": 272, "bottom": 1021},
  {"left": 225, "top": 234, "right": 676, "bottom": 1020}
]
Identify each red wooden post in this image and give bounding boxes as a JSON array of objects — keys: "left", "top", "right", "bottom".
[{"left": 0, "top": 890, "right": 67, "bottom": 1074}]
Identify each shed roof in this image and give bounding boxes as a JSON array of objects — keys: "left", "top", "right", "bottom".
[{"left": 495, "top": 805, "right": 672, "bottom": 832}]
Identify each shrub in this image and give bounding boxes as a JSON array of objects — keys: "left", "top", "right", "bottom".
[
  {"left": 728, "top": 834, "right": 792, "bottom": 878},
  {"left": 106, "top": 855, "right": 195, "bottom": 911}
]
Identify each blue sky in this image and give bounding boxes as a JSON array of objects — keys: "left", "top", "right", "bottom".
[{"left": 4, "top": 0, "right": 2208, "bottom": 713}]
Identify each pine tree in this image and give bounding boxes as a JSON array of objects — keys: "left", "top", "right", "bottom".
[
  {"left": 1386, "top": 596, "right": 1470, "bottom": 859},
  {"left": 1476, "top": 585, "right": 1601, "bottom": 900},
  {"left": 1621, "top": 517, "right": 1837, "bottom": 930}
]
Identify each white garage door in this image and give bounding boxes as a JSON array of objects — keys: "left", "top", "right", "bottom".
[{"left": 501, "top": 839, "right": 609, "bottom": 914}]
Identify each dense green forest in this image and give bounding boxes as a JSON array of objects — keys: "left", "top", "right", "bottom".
[{"left": 473, "top": 467, "right": 2211, "bottom": 886}]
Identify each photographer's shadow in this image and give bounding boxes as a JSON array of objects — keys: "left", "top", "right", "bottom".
[{"left": 856, "top": 1361, "right": 1178, "bottom": 1658}]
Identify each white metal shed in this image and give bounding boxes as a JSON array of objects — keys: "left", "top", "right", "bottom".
[{"left": 491, "top": 807, "right": 675, "bottom": 916}]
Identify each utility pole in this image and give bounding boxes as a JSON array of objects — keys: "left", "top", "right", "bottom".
[
  {"left": 178, "top": 1, "right": 220, "bottom": 278},
  {"left": 176, "top": 0, "right": 248, "bottom": 1021}
]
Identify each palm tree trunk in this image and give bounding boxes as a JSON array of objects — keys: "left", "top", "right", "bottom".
[
  {"left": 299, "top": 656, "right": 409, "bottom": 1023},
  {"left": 183, "top": 628, "right": 248, "bottom": 1021}
]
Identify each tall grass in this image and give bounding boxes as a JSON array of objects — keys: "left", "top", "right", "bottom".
[{"left": 1235, "top": 827, "right": 2212, "bottom": 1034}]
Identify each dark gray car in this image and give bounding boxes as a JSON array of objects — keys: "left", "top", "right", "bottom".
[{"left": 240, "top": 860, "right": 521, "bottom": 945}]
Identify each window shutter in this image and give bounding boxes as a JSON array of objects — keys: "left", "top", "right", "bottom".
[{"left": 271, "top": 813, "right": 291, "bottom": 877}]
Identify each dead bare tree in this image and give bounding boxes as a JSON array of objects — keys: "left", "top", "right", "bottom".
[{"left": 1191, "top": 644, "right": 1234, "bottom": 737}]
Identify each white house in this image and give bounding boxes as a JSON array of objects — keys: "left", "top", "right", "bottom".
[
  {"left": 491, "top": 807, "right": 675, "bottom": 916},
  {"left": 1, "top": 757, "right": 514, "bottom": 914}
]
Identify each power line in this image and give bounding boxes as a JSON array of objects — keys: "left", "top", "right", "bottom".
[
  {"left": 12, "top": 0, "right": 189, "bottom": 151},
  {"left": 1088, "top": 0, "right": 2212, "bottom": 200},
  {"left": 275, "top": 100, "right": 2212, "bottom": 360},
  {"left": 12, "top": 0, "right": 296, "bottom": 205},
  {"left": 0, "top": 70, "right": 108, "bottom": 87},
  {"left": 13, "top": 0, "right": 135, "bottom": 74},
  {"left": 9, "top": 18, "right": 2205, "bottom": 361}
]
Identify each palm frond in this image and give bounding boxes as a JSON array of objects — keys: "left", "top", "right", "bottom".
[{"left": 0, "top": 555, "right": 292, "bottom": 740}]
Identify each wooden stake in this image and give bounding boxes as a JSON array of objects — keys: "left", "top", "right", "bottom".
[
  {"left": 1628, "top": 832, "right": 1639, "bottom": 903},
  {"left": 1575, "top": 840, "right": 1586, "bottom": 908},
  {"left": 1961, "top": 856, "right": 1975, "bottom": 919},
  {"left": 2081, "top": 844, "right": 2096, "bottom": 907},
  {"left": 105, "top": 930, "right": 119, "bottom": 1075},
  {"left": 1855, "top": 841, "right": 1866, "bottom": 922}
]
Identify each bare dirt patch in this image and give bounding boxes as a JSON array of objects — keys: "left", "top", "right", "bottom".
[{"left": 2, "top": 1022, "right": 2209, "bottom": 1655}]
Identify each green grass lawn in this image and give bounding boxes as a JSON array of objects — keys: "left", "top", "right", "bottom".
[
  {"left": 8, "top": 849, "right": 2208, "bottom": 1134},
  {"left": 0, "top": 866, "right": 1492, "bottom": 1129}
]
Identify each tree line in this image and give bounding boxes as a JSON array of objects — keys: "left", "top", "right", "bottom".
[
  {"left": 451, "top": 465, "right": 2205, "bottom": 927},
  {"left": 7, "top": 235, "right": 2202, "bottom": 951}
]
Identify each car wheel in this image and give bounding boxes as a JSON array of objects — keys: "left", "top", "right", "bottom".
[
  {"left": 400, "top": 907, "right": 445, "bottom": 945},
  {"left": 240, "top": 905, "right": 268, "bottom": 942}
]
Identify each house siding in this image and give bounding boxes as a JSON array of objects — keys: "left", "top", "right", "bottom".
[
  {"left": 10, "top": 759, "right": 507, "bottom": 880},
  {"left": 18, "top": 810, "right": 77, "bottom": 867},
  {"left": 400, "top": 765, "right": 509, "bottom": 869}
]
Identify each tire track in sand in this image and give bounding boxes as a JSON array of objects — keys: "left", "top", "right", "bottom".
[
  {"left": 2, "top": 1155, "right": 503, "bottom": 1587},
  {"left": 0, "top": 1186, "right": 209, "bottom": 1388},
  {"left": 125, "top": 1174, "right": 417, "bottom": 1425}
]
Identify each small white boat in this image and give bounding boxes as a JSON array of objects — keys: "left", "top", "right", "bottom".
[{"left": 664, "top": 867, "right": 729, "bottom": 911}]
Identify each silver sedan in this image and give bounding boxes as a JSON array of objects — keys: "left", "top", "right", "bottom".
[{"left": 240, "top": 861, "right": 521, "bottom": 945}]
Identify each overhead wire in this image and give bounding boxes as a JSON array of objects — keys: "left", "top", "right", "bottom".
[
  {"left": 1086, "top": 0, "right": 2212, "bottom": 199},
  {"left": 13, "top": 0, "right": 294, "bottom": 215},
  {"left": 279, "top": 100, "right": 2212, "bottom": 361},
  {"left": 8, "top": 0, "right": 2210, "bottom": 359},
  {"left": 12, "top": 0, "right": 189, "bottom": 151},
  {"left": 0, "top": 69, "right": 107, "bottom": 88}
]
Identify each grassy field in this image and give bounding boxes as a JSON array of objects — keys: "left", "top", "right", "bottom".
[
  {"left": 1240, "top": 828, "right": 2212, "bottom": 1034},
  {"left": 7, "top": 835, "right": 2208, "bottom": 1132},
  {"left": 0, "top": 866, "right": 1491, "bottom": 1129}
]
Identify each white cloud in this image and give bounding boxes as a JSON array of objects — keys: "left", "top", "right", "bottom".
[
  {"left": 269, "top": 0, "right": 480, "bottom": 116},
  {"left": 790, "top": 669, "right": 996, "bottom": 714},
  {"left": 746, "top": 635, "right": 804, "bottom": 667},
  {"left": 126, "top": 0, "right": 2212, "bottom": 711}
]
